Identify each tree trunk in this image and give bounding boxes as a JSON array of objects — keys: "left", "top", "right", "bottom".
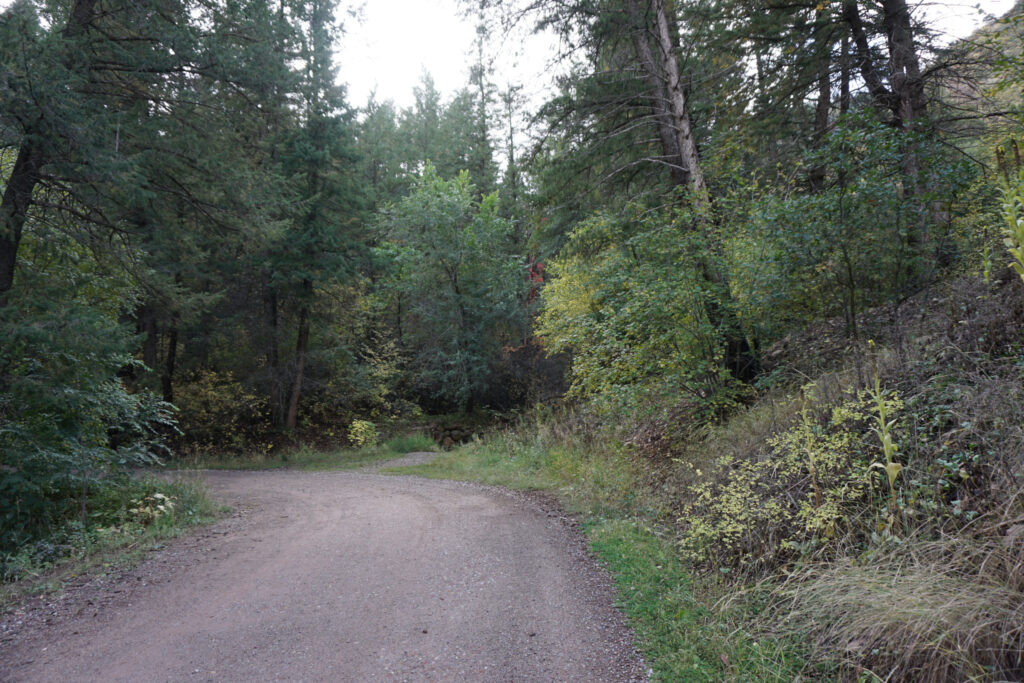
[
  {"left": 263, "top": 277, "right": 284, "bottom": 428},
  {"left": 840, "top": 33, "right": 851, "bottom": 115},
  {"left": 809, "top": 14, "right": 833, "bottom": 193},
  {"left": 842, "top": 0, "right": 895, "bottom": 118},
  {"left": 644, "top": 0, "right": 709, "bottom": 208},
  {"left": 625, "top": 0, "right": 689, "bottom": 189},
  {"left": 880, "top": 0, "right": 926, "bottom": 127},
  {"left": 0, "top": 0, "right": 98, "bottom": 306},
  {"left": 162, "top": 326, "right": 178, "bottom": 403},
  {"left": 285, "top": 289, "right": 311, "bottom": 431},
  {"left": 0, "top": 144, "right": 43, "bottom": 305}
]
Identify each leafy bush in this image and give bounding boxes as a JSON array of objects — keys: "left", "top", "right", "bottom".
[
  {"left": 348, "top": 419, "right": 378, "bottom": 448},
  {"left": 173, "top": 369, "right": 268, "bottom": 452},
  {"left": 538, "top": 204, "right": 744, "bottom": 421},
  {"left": 726, "top": 114, "right": 977, "bottom": 340},
  {"left": 677, "top": 386, "right": 901, "bottom": 569},
  {"left": 0, "top": 288, "right": 174, "bottom": 553}
]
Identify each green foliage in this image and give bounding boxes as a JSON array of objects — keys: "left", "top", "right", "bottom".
[
  {"left": 173, "top": 370, "right": 268, "bottom": 453},
  {"left": 726, "top": 114, "right": 977, "bottom": 340},
  {"left": 0, "top": 278, "right": 173, "bottom": 552},
  {"left": 1, "top": 475, "right": 216, "bottom": 585},
  {"left": 677, "top": 387, "right": 901, "bottom": 569},
  {"left": 998, "top": 141, "right": 1024, "bottom": 285},
  {"left": 378, "top": 165, "right": 527, "bottom": 411},
  {"left": 538, "top": 204, "right": 743, "bottom": 419},
  {"left": 347, "top": 419, "right": 378, "bottom": 448}
]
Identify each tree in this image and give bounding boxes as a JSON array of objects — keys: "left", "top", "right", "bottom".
[{"left": 379, "top": 166, "right": 526, "bottom": 411}]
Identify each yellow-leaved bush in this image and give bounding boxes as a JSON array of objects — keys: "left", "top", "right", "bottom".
[
  {"left": 348, "top": 419, "right": 378, "bottom": 448},
  {"left": 678, "top": 387, "right": 903, "bottom": 569}
]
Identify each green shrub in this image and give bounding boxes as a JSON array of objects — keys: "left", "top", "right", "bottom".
[
  {"left": 0, "top": 287, "right": 174, "bottom": 553},
  {"left": 677, "top": 386, "right": 901, "bottom": 569},
  {"left": 538, "top": 204, "right": 745, "bottom": 422},
  {"left": 174, "top": 369, "right": 268, "bottom": 452},
  {"left": 348, "top": 419, "right": 378, "bottom": 448}
]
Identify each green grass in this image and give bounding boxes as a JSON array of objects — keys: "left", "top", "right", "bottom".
[
  {"left": 175, "top": 434, "right": 436, "bottom": 472},
  {"left": 386, "top": 437, "right": 558, "bottom": 489},
  {"left": 1, "top": 475, "right": 221, "bottom": 611},
  {"left": 587, "top": 518, "right": 807, "bottom": 682}
]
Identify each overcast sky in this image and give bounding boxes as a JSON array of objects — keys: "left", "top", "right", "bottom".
[{"left": 337, "top": 0, "right": 1019, "bottom": 110}]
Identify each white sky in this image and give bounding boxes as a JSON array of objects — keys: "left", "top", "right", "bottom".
[
  {"left": 337, "top": 0, "right": 1019, "bottom": 111},
  {"left": 337, "top": 0, "right": 558, "bottom": 110}
]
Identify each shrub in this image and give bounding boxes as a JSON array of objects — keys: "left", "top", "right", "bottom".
[
  {"left": 677, "top": 386, "right": 901, "bottom": 570},
  {"left": 348, "top": 419, "right": 378, "bottom": 448},
  {"left": 173, "top": 369, "right": 268, "bottom": 452},
  {"left": 0, "top": 289, "right": 173, "bottom": 553}
]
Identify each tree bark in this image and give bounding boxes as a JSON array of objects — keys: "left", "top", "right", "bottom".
[
  {"left": 162, "top": 326, "right": 178, "bottom": 403},
  {"left": 263, "top": 276, "right": 284, "bottom": 427},
  {"left": 809, "top": 14, "right": 834, "bottom": 193},
  {"left": 644, "top": 0, "right": 709, "bottom": 208},
  {"left": 840, "top": 33, "right": 851, "bottom": 115},
  {"left": 880, "top": 0, "right": 926, "bottom": 127},
  {"left": 0, "top": 144, "right": 43, "bottom": 305},
  {"left": 285, "top": 286, "right": 311, "bottom": 430},
  {"left": 841, "top": 0, "right": 896, "bottom": 118},
  {"left": 625, "top": 1, "right": 689, "bottom": 189}
]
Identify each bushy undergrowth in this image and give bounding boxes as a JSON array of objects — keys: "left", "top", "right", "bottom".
[
  {"left": 1, "top": 475, "right": 216, "bottom": 589},
  {"left": 653, "top": 274, "right": 1024, "bottom": 679}
]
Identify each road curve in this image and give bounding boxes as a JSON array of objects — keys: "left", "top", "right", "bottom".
[{"left": 0, "top": 466, "right": 647, "bottom": 682}]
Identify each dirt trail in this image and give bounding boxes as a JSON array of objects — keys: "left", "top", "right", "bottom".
[{"left": 0, "top": 460, "right": 647, "bottom": 682}]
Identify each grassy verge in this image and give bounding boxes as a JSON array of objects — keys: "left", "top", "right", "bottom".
[
  {"left": 1, "top": 475, "right": 222, "bottom": 612},
  {"left": 174, "top": 433, "right": 437, "bottom": 471},
  {"left": 388, "top": 433, "right": 807, "bottom": 680}
]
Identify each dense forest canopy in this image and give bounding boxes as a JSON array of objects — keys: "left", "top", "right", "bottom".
[{"left": 2, "top": 2, "right": 1024, "bottom": 673}]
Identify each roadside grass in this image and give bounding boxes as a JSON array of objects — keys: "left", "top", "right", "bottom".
[
  {"left": 388, "top": 431, "right": 808, "bottom": 680},
  {"left": 175, "top": 434, "right": 436, "bottom": 472},
  {"left": 384, "top": 436, "right": 559, "bottom": 490},
  {"left": 587, "top": 518, "right": 809, "bottom": 682},
  {"left": 1, "top": 475, "right": 221, "bottom": 612}
]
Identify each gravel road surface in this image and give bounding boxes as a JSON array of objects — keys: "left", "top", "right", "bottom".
[{"left": 0, "top": 459, "right": 647, "bottom": 682}]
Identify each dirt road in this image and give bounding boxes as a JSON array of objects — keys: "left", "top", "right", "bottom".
[{"left": 0, "top": 460, "right": 647, "bottom": 682}]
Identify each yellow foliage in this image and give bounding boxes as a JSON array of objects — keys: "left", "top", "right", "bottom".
[
  {"left": 678, "top": 387, "right": 903, "bottom": 568},
  {"left": 348, "top": 419, "right": 378, "bottom": 448}
]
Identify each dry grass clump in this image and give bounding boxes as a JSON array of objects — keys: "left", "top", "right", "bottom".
[{"left": 778, "top": 537, "right": 1024, "bottom": 681}]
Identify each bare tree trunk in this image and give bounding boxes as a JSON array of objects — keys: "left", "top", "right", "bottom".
[
  {"left": 809, "top": 15, "right": 833, "bottom": 193},
  {"left": 842, "top": 0, "right": 895, "bottom": 117},
  {"left": 625, "top": 0, "right": 689, "bottom": 189},
  {"left": 162, "top": 326, "right": 178, "bottom": 403},
  {"left": 285, "top": 290, "right": 310, "bottom": 430},
  {"left": 0, "top": 144, "right": 43, "bottom": 305},
  {"left": 840, "top": 33, "right": 851, "bottom": 115},
  {"left": 647, "top": 0, "right": 709, "bottom": 209},
  {"left": 880, "top": 0, "right": 926, "bottom": 126},
  {"left": 263, "top": 276, "right": 284, "bottom": 427}
]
